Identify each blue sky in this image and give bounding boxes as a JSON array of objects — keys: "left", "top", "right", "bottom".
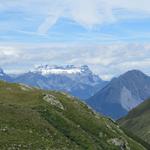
[{"left": 0, "top": 0, "right": 150, "bottom": 80}]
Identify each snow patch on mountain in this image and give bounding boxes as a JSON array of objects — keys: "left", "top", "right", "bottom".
[{"left": 34, "top": 65, "right": 84, "bottom": 75}]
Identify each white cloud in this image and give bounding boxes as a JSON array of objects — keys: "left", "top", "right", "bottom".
[
  {"left": 66, "top": 0, "right": 115, "bottom": 29},
  {"left": 0, "top": 46, "right": 20, "bottom": 57},
  {"left": 1, "top": 0, "right": 150, "bottom": 34},
  {"left": 0, "top": 46, "right": 21, "bottom": 65},
  {"left": 1, "top": 42, "right": 150, "bottom": 80},
  {"left": 37, "top": 11, "right": 63, "bottom": 35}
]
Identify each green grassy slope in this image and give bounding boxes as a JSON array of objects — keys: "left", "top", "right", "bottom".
[
  {"left": 0, "top": 81, "right": 147, "bottom": 150},
  {"left": 118, "top": 99, "right": 150, "bottom": 145}
]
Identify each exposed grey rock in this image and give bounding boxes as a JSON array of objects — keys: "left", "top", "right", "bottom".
[
  {"left": 19, "top": 83, "right": 33, "bottom": 91},
  {"left": 43, "top": 94, "right": 64, "bottom": 110},
  {"left": 107, "top": 138, "right": 130, "bottom": 150}
]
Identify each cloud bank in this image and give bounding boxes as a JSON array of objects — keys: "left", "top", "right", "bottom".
[{"left": 0, "top": 43, "right": 150, "bottom": 80}]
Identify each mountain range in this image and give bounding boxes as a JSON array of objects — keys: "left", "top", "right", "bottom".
[
  {"left": 0, "top": 65, "right": 107, "bottom": 100},
  {"left": 1, "top": 65, "right": 150, "bottom": 120},
  {"left": 0, "top": 80, "right": 147, "bottom": 150},
  {"left": 87, "top": 70, "right": 150, "bottom": 119}
]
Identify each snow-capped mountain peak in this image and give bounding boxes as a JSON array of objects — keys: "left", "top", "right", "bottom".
[
  {"left": 34, "top": 65, "right": 92, "bottom": 75},
  {"left": 0, "top": 65, "right": 107, "bottom": 100}
]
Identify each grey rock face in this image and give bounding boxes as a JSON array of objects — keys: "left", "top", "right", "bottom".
[
  {"left": 43, "top": 94, "right": 64, "bottom": 110},
  {"left": 87, "top": 70, "right": 150, "bottom": 119}
]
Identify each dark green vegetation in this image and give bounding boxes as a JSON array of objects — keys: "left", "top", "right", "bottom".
[
  {"left": 119, "top": 128, "right": 150, "bottom": 150},
  {"left": 0, "top": 81, "right": 147, "bottom": 150},
  {"left": 118, "top": 99, "right": 150, "bottom": 145}
]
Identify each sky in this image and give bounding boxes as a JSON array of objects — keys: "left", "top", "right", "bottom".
[{"left": 0, "top": 0, "right": 150, "bottom": 80}]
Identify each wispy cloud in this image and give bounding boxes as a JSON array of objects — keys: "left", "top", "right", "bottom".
[{"left": 1, "top": 0, "right": 150, "bottom": 34}]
